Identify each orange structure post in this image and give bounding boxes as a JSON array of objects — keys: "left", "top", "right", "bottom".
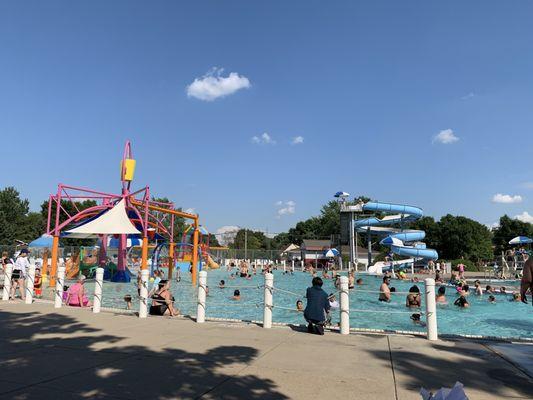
[
  {"left": 49, "top": 236, "right": 60, "bottom": 287},
  {"left": 168, "top": 242, "right": 175, "bottom": 279},
  {"left": 130, "top": 198, "right": 200, "bottom": 285},
  {"left": 141, "top": 237, "right": 149, "bottom": 270},
  {"left": 41, "top": 248, "right": 49, "bottom": 279},
  {"left": 191, "top": 225, "right": 199, "bottom": 286}
]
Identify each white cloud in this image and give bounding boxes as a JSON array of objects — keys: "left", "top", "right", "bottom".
[
  {"left": 492, "top": 193, "right": 523, "bottom": 204},
  {"left": 187, "top": 68, "right": 250, "bottom": 101},
  {"left": 215, "top": 225, "right": 240, "bottom": 245},
  {"left": 276, "top": 200, "right": 296, "bottom": 218},
  {"left": 461, "top": 92, "right": 475, "bottom": 100},
  {"left": 433, "top": 129, "right": 459, "bottom": 144},
  {"left": 485, "top": 222, "right": 500, "bottom": 230},
  {"left": 291, "top": 136, "right": 304, "bottom": 145},
  {"left": 514, "top": 211, "right": 533, "bottom": 224},
  {"left": 251, "top": 132, "right": 276, "bottom": 145}
]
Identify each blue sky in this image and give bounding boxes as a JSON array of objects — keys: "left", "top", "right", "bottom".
[{"left": 1, "top": 1, "right": 533, "bottom": 236}]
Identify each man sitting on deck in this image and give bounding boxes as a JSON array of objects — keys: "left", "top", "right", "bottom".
[{"left": 304, "top": 277, "right": 330, "bottom": 335}]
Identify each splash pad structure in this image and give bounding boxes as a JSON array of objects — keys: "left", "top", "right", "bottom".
[{"left": 44, "top": 141, "right": 202, "bottom": 285}]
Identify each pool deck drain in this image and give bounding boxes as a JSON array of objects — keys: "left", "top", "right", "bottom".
[{"left": 0, "top": 302, "right": 532, "bottom": 400}]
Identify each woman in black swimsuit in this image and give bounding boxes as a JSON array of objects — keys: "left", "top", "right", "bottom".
[
  {"left": 149, "top": 280, "right": 178, "bottom": 316},
  {"left": 405, "top": 285, "right": 421, "bottom": 308}
]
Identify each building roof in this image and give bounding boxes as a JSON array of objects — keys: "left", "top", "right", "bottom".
[{"left": 301, "top": 239, "right": 331, "bottom": 251}]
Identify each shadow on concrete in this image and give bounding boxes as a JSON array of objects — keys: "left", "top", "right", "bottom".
[
  {"left": 365, "top": 338, "right": 533, "bottom": 398},
  {"left": 0, "top": 309, "right": 289, "bottom": 399}
]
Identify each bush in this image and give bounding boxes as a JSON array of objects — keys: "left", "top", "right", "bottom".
[{"left": 449, "top": 259, "right": 478, "bottom": 272}]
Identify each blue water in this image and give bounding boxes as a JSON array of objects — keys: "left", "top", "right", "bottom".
[{"left": 82, "top": 269, "right": 532, "bottom": 339}]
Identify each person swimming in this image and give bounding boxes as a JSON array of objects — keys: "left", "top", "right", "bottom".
[
  {"left": 219, "top": 280, "right": 225, "bottom": 288},
  {"left": 406, "top": 285, "right": 421, "bottom": 308},
  {"left": 296, "top": 300, "right": 304, "bottom": 312},
  {"left": 474, "top": 280, "right": 483, "bottom": 295},
  {"left": 124, "top": 294, "right": 132, "bottom": 310},
  {"left": 410, "top": 313, "right": 426, "bottom": 327},
  {"left": 379, "top": 276, "right": 391, "bottom": 302},
  {"left": 232, "top": 289, "right": 241, "bottom": 300},
  {"left": 454, "top": 295, "right": 469, "bottom": 308},
  {"left": 488, "top": 295, "right": 496, "bottom": 303},
  {"left": 436, "top": 286, "right": 447, "bottom": 303}
]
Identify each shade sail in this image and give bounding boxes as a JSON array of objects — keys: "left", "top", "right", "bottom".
[{"left": 65, "top": 199, "right": 141, "bottom": 238}]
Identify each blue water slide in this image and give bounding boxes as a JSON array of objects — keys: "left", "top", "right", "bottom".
[{"left": 354, "top": 201, "right": 438, "bottom": 260}]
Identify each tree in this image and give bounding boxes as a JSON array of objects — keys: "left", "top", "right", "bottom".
[
  {"left": 0, "top": 187, "right": 43, "bottom": 245},
  {"left": 229, "top": 229, "right": 269, "bottom": 249},
  {"left": 435, "top": 215, "right": 493, "bottom": 261},
  {"left": 409, "top": 216, "right": 439, "bottom": 250},
  {"left": 40, "top": 198, "right": 99, "bottom": 246},
  {"left": 492, "top": 215, "right": 533, "bottom": 255},
  {"left": 149, "top": 197, "right": 186, "bottom": 241}
]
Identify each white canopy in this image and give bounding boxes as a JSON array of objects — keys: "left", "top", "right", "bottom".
[{"left": 65, "top": 199, "right": 141, "bottom": 239}]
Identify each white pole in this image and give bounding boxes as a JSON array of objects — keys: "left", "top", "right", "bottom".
[
  {"left": 291, "top": 259, "right": 295, "bottom": 272},
  {"left": 25, "top": 262, "right": 36, "bottom": 304},
  {"left": 139, "top": 269, "right": 149, "bottom": 318},
  {"left": 93, "top": 267, "right": 104, "bottom": 314},
  {"left": 263, "top": 273, "right": 273, "bottom": 328},
  {"left": 283, "top": 260, "right": 286, "bottom": 272},
  {"left": 2, "top": 263, "right": 13, "bottom": 301},
  {"left": 424, "top": 278, "right": 438, "bottom": 341},
  {"left": 54, "top": 266, "right": 66, "bottom": 308},
  {"left": 301, "top": 259, "right": 305, "bottom": 271},
  {"left": 197, "top": 270, "right": 207, "bottom": 323},
  {"left": 339, "top": 275, "right": 350, "bottom": 335}
]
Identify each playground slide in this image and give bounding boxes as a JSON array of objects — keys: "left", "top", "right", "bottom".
[
  {"left": 206, "top": 255, "right": 220, "bottom": 269},
  {"left": 354, "top": 201, "right": 438, "bottom": 260}
]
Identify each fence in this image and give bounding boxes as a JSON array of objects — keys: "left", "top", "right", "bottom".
[{"left": 1, "top": 260, "right": 439, "bottom": 341}]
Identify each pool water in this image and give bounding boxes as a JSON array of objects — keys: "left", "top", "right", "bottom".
[{"left": 75, "top": 269, "right": 532, "bottom": 339}]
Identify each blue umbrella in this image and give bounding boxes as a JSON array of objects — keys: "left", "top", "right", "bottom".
[
  {"left": 324, "top": 248, "right": 340, "bottom": 257},
  {"left": 334, "top": 191, "right": 350, "bottom": 198},
  {"left": 28, "top": 234, "right": 53, "bottom": 248},
  {"left": 509, "top": 236, "right": 533, "bottom": 245}
]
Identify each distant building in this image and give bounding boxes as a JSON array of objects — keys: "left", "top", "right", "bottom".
[{"left": 301, "top": 239, "right": 332, "bottom": 268}]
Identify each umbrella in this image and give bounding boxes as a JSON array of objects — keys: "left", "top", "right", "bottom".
[
  {"left": 334, "top": 191, "right": 350, "bottom": 198},
  {"left": 509, "top": 236, "right": 533, "bottom": 245},
  {"left": 108, "top": 236, "right": 142, "bottom": 248},
  {"left": 28, "top": 234, "right": 53, "bottom": 248},
  {"left": 324, "top": 248, "right": 340, "bottom": 257},
  {"left": 380, "top": 236, "right": 404, "bottom": 246}
]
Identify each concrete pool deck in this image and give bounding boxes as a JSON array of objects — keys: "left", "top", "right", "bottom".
[{"left": 0, "top": 302, "right": 531, "bottom": 400}]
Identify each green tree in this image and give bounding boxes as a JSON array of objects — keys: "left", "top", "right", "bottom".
[
  {"left": 409, "top": 216, "right": 439, "bottom": 250},
  {"left": 492, "top": 215, "right": 533, "bottom": 255},
  {"left": 435, "top": 214, "right": 493, "bottom": 261},
  {"left": 0, "top": 187, "right": 44, "bottom": 244},
  {"left": 150, "top": 197, "right": 186, "bottom": 241},
  {"left": 229, "top": 229, "right": 269, "bottom": 249},
  {"left": 40, "top": 198, "right": 98, "bottom": 246}
]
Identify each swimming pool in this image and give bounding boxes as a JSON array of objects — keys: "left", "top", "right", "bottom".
[{"left": 72, "top": 269, "right": 532, "bottom": 339}]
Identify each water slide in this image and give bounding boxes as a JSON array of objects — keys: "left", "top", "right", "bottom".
[
  {"left": 354, "top": 201, "right": 438, "bottom": 261},
  {"left": 206, "top": 254, "right": 220, "bottom": 270}
]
